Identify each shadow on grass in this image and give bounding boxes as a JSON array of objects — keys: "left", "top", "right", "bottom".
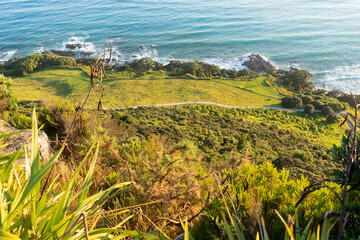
[{"left": 44, "top": 80, "right": 72, "bottom": 96}]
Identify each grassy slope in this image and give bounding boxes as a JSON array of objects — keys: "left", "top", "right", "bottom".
[
  {"left": 12, "top": 68, "right": 283, "bottom": 107},
  {"left": 213, "top": 75, "right": 282, "bottom": 100}
]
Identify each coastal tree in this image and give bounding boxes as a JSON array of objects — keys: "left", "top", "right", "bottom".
[
  {"left": 281, "top": 96, "right": 303, "bottom": 109},
  {"left": 304, "top": 104, "right": 315, "bottom": 115},
  {"left": 279, "top": 69, "right": 314, "bottom": 93}
]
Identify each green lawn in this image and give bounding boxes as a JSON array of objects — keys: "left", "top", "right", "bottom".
[
  {"left": 12, "top": 68, "right": 283, "bottom": 108},
  {"left": 213, "top": 75, "right": 283, "bottom": 100}
]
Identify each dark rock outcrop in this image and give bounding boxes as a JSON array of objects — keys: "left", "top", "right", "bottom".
[
  {"left": 242, "top": 54, "right": 276, "bottom": 74},
  {"left": 50, "top": 50, "right": 77, "bottom": 57},
  {"left": 81, "top": 51, "right": 96, "bottom": 56},
  {"left": 66, "top": 43, "right": 83, "bottom": 49}
]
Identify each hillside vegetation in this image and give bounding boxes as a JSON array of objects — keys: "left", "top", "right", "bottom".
[
  {"left": 11, "top": 68, "right": 284, "bottom": 108},
  {"left": 0, "top": 53, "right": 359, "bottom": 239}
]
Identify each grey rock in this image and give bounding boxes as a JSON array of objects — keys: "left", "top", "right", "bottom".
[
  {"left": 66, "top": 43, "right": 83, "bottom": 49},
  {"left": 0, "top": 120, "right": 52, "bottom": 161},
  {"left": 50, "top": 50, "right": 77, "bottom": 57},
  {"left": 242, "top": 54, "right": 276, "bottom": 74}
]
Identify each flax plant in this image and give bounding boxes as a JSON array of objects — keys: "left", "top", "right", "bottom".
[{"left": 0, "top": 109, "right": 156, "bottom": 239}]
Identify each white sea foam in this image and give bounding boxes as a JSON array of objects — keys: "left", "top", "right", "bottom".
[
  {"left": 203, "top": 58, "right": 248, "bottom": 71},
  {"left": 0, "top": 50, "right": 17, "bottom": 64},
  {"left": 201, "top": 54, "right": 277, "bottom": 71},
  {"left": 59, "top": 36, "right": 97, "bottom": 56},
  {"left": 318, "top": 65, "right": 360, "bottom": 94},
  {"left": 101, "top": 46, "right": 124, "bottom": 64},
  {"left": 130, "top": 45, "right": 159, "bottom": 61}
]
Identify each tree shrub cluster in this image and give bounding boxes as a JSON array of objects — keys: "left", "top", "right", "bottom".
[
  {"left": 0, "top": 74, "right": 17, "bottom": 114},
  {"left": 325, "top": 89, "right": 360, "bottom": 108},
  {"left": 4, "top": 52, "right": 76, "bottom": 76},
  {"left": 276, "top": 68, "right": 314, "bottom": 92},
  {"left": 200, "top": 162, "right": 341, "bottom": 239},
  {"left": 281, "top": 96, "right": 303, "bottom": 109},
  {"left": 106, "top": 105, "right": 339, "bottom": 180},
  {"left": 114, "top": 58, "right": 256, "bottom": 78},
  {"left": 283, "top": 93, "right": 347, "bottom": 121},
  {"left": 304, "top": 104, "right": 315, "bottom": 115},
  {"left": 12, "top": 102, "right": 349, "bottom": 238},
  {"left": 4, "top": 54, "right": 256, "bottom": 79}
]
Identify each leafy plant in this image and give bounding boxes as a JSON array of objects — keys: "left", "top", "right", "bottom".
[{"left": 0, "top": 109, "right": 155, "bottom": 239}]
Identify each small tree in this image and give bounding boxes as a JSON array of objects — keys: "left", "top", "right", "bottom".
[
  {"left": 281, "top": 96, "right": 303, "bottom": 109},
  {"left": 326, "top": 112, "right": 339, "bottom": 123},
  {"left": 304, "top": 104, "right": 315, "bottom": 115},
  {"left": 321, "top": 105, "right": 334, "bottom": 116},
  {"left": 301, "top": 95, "right": 313, "bottom": 104}
]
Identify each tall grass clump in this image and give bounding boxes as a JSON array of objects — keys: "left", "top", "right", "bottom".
[{"left": 0, "top": 109, "right": 156, "bottom": 239}]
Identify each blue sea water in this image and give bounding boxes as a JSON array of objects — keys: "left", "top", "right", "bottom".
[{"left": 1, "top": 0, "right": 360, "bottom": 93}]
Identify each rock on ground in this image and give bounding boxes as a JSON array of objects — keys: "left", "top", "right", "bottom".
[{"left": 0, "top": 120, "right": 52, "bottom": 161}]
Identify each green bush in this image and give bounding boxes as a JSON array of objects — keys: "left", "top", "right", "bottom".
[
  {"left": 321, "top": 105, "right": 334, "bottom": 116},
  {"left": 53, "top": 56, "right": 76, "bottom": 67},
  {"left": 76, "top": 57, "right": 97, "bottom": 66},
  {"left": 14, "top": 53, "right": 44, "bottom": 76},
  {"left": 311, "top": 99, "right": 324, "bottom": 110},
  {"left": 205, "top": 162, "right": 340, "bottom": 238},
  {"left": 304, "top": 104, "right": 315, "bottom": 115},
  {"left": 129, "top": 57, "right": 164, "bottom": 71},
  {"left": 278, "top": 69, "right": 314, "bottom": 92},
  {"left": 300, "top": 95, "right": 313, "bottom": 104},
  {"left": 4, "top": 52, "right": 77, "bottom": 76},
  {"left": 0, "top": 74, "right": 17, "bottom": 113},
  {"left": 163, "top": 60, "right": 254, "bottom": 78},
  {"left": 326, "top": 113, "right": 340, "bottom": 123},
  {"left": 9, "top": 113, "right": 31, "bottom": 129},
  {"left": 0, "top": 111, "right": 150, "bottom": 239},
  {"left": 281, "top": 96, "right": 303, "bottom": 109}
]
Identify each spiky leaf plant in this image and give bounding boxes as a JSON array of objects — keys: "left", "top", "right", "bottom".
[{"left": 0, "top": 109, "right": 155, "bottom": 239}]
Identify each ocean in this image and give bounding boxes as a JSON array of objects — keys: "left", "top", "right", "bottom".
[{"left": 1, "top": 0, "right": 360, "bottom": 93}]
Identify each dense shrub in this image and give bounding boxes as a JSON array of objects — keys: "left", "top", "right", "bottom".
[
  {"left": 311, "top": 100, "right": 324, "bottom": 109},
  {"left": 300, "top": 95, "right": 313, "bottom": 104},
  {"left": 181, "top": 61, "right": 220, "bottom": 77},
  {"left": 281, "top": 96, "right": 303, "bottom": 109},
  {"left": 129, "top": 57, "right": 164, "bottom": 71},
  {"left": 52, "top": 56, "right": 76, "bottom": 66},
  {"left": 310, "top": 95, "right": 346, "bottom": 111},
  {"left": 304, "top": 104, "right": 315, "bottom": 115},
  {"left": 9, "top": 113, "right": 31, "bottom": 129},
  {"left": 3, "top": 52, "right": 77, "bottom": 76},
  {"left": 0, "top": 74, "right": 17, "bottom": 113},
  {"left": 14, "top": 53, "right": 44, "bottom": 76},
  {"left": 163, "top": 59, "right": 254, "bottom": 78},
  {"left": 321, "top": 105, "right": 334, "bottom": 116},
  {"left": 278, "top": 69, "right": 314, "bottom": 92},
  {"left": 204, "top": 162, "right": 341, "bottom": 239},
  {"left": 76, "top": 57, "right": 97, "bottom": 66},
  {"left": 326, "top": 113, "right": 340, "bottom": 123},
  {"left": 337, "top": 93, "right": 360, "bottom": 108},
  {"left": 38, "top": 101, "right": 91, "bottom": 158}
]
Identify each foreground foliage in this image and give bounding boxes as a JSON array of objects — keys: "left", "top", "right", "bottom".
[{"left": 0, "top": 110, "right": 155, "bottom": 239}]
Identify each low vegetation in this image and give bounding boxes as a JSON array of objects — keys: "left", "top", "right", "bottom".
[
  {"left": 10, "top": 68, "right": 284, "bottom": 108},
  {"left": 0, "top": 53, "right": 359, "bottom": 239}
]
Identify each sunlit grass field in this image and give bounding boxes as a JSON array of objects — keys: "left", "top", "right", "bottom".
[{"left": 12, "top": 67, "right": 283, "bottom": 108}]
